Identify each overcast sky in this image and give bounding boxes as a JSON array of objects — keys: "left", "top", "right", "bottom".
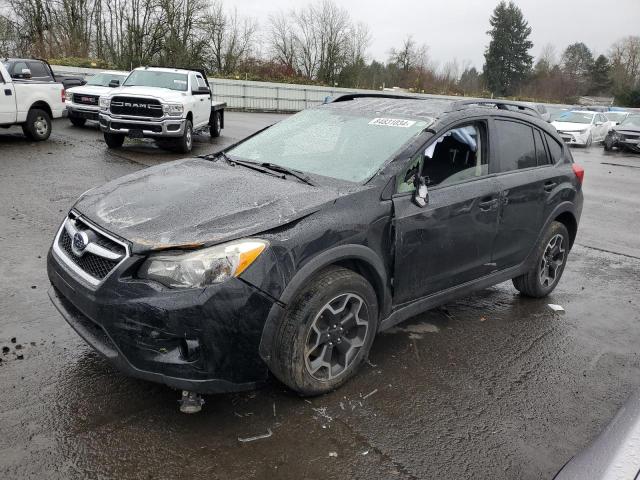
[{"left": 229, "top": 0, "right": 640, "bottom": 71}]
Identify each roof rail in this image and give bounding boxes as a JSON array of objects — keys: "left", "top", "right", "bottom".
[
  {"left": 452, "top": 99, "right": 541, "bottom": 118},
  {"left": 330, "top": 93, "right": 421, "bottom": 103}
]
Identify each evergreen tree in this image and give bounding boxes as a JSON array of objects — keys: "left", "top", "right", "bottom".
[
  {"left": 562, "top": 42, "right": 594, "bottom": 94},
  {"left": 483, "top": 1, "right": 533, "bottom": 96},
  {"left": 589, "top": 54, "right": 612, "bottom": 95}
]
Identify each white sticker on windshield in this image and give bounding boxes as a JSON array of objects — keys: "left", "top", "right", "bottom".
[
  {"left": 369, "top": 118, "right": 416, "bottom": 128},
  {"left": 174, "top": 79, "right": 187, "bottom": 84}
]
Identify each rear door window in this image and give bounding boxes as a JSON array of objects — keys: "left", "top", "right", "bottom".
[{"left": 495, "top": 120, "right": 537, "bottom": 172}]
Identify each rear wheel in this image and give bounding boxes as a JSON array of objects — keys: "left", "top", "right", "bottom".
[
  {"left": 69, "top": 116, "right": 86, "bottom": 127},
  {"left": 103, "top": 132, "right": 125, "bottom": 148},
  {"left": 269, "top": 267, "right": 378, "bottom": 396},
  {"left": 210, "top": 111, "right": 222, "bottom": 138},
  {"left": 512, "top": 221, "right": 570, "bottom": 298},
  {"left": 22, "top": 108, "right": 51, "bottom": 141},
  {"left": 176, "top": 119, "right": 193, "bottom": 153}
]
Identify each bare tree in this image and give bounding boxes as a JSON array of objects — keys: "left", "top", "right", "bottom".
[
  {"left": 202, "top": 2, "right": 257, "bottom": 75},
  {"left": 609, "top": 36, "right": 640, "bottom": 90},
  {"left": 267, "top": 10, "right": 297, "bottom": 72}
]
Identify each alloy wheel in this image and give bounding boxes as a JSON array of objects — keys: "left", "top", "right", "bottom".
[
  {"left": 539, "top": 233, "right": 566, "bottom": 288},
  {"left": 304, "top": 293, "right": 369, "bottom": 381}
]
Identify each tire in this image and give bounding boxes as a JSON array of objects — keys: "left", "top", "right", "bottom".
[
  {"left": 269, "top": 266, "right": 378, "bottom": 396},
  {"left": 604, "top": 136, "right": 613, "bottom": 151},
  {"left": 585, "top": 134, "right": 593, "bottom": 148},
  {"left": 22, "top": 108, "right": 51, "bottom": 141},
  {"left": 512, "top": 221, "right": 570, "bottom": 298},
  {"left": 176, "top": 119, "right": 193, "bottom": 153},
  {"left": 210, "top": 111, "right": 221, "bottom": 138},
  {"left": 69, "top": 116, "right": 86, "bottom": 127},
  {"left": 103, "top": 132, "right": 125, "bottom": 148}
]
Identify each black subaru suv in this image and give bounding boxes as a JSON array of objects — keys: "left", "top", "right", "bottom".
[{"left": 47, "top": 96, "right": 584, "bottom": 400}]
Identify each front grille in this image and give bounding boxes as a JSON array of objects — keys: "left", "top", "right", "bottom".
[
  {"left": 110, "top": 96, "right": 163, "bottom": 118},
  {"left": 111, "top": 122, "right": 162, "bottom": 133},
  {"left": 59, "top": 229, "right": 119, "bottom": 279},
  {"left": 73, "top": 93, "right": 99, "bottom": 106},
  {"left": 55, "top": 214, "right": 128, "bottom": 284}
]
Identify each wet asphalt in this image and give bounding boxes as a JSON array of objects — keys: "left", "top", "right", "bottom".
[{"left": 1, "top": 114, "right": 639, "bottom": 480}]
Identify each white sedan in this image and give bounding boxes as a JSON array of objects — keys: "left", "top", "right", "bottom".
[{"left": 551, "top": 111, "right": 611, "bottom": 147}]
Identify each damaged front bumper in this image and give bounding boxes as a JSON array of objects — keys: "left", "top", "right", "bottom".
[{"left": 47, "top": 247, "right": 275, "bottom": 394}]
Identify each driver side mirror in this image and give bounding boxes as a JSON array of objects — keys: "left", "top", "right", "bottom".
[
  {"left": 193, "top": 86, "right": 210, "bottom": 95},
  {"left": 108, "top": 79, "right": 120, "bottom": 88},
  {"left": 413, "top": 176, "right": 429, "bottom": 208},
  {"left": 595, "top": 121, "right": 603, "bottom": 126},
  {"left": 20, "top": 68, "right": 32, "bottom": 79}
]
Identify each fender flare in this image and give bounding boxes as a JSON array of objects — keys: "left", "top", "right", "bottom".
[
  {"left": 258, "top": 244, "right": 390, "bottom": 363},
  {"left": 523, "top": 200, "right": 579, "bottom": 268}
]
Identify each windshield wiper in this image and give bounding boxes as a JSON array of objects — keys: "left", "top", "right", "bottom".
[
  {"left": 210, "top": 151, "right": 285, "bottom": 179},
  {"left": 258, "top": 163, "right": 316, "bottom": 187}
]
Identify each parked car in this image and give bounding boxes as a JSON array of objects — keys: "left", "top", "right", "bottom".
[
  {"left": 0, "top": 61, "right": 66, "bottom": 141},
  {"left": 604, "top": 114, "right": 640, "bottom": 152},
  {"left": 2, "top": 58, "right": 85, "bottom": 89},
  {"left": 98, "top": 66, "right": 226, "bottom": 152},
  {"left": 554, "top": 388, "right": 640, "bottom": 479},
  {"left": 604, "top": 111, "right": 630, "bottom": 126},
  {"left": 47, "top": 95, "right": 583, "bottom": 407},
  {"left": 552, "top": 110, "right": 611, "bottom": 147},
  {"left": 65, "top": 71, "right": 129, "bottom": 126}
]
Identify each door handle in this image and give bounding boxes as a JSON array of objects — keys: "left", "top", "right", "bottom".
[
  {"left": 4, "top": 89, "right": 11, "bottom": 96},
  {"left": 478, "top": 197, "right": 498, "bottom": 211},
  {"left": 544, "top": 181, "right": 557, "bottom": 192}
]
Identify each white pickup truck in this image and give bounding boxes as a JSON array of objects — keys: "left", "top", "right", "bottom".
[
  {"left": 98, "top": 66, "right": 226, "bottom": 153},
  {"left": 0, "top": 62, "right": 66, "bottom": 141}
]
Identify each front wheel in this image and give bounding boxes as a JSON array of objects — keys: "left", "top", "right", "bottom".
[
  {"left": 22, "top": 108, "right": 51, "bottom": 141},
  {"left": 268, "top": 267, "right": 378, "bottom": 396},
  {"left": 512, "top": 221, "right": 570, "bottom": 298},
  {"left": 176, "top": 119, "right": 193, "bottom": 153},
  {"left": 585, "top": 134, "right": 593, "bottom": 148},
  {"left": 103, "top": 132, "right": 125, "bottom": 148},
  {"left": 604, "top": 136, "right": 614, "bottom": 151}
]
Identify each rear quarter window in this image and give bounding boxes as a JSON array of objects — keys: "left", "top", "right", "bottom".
[{"left": 545, "top": 133, "right": 564, "bottom": 164}]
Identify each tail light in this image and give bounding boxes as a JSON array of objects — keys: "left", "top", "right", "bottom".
[
  {"left": 61, "top": 88, "right": 65, "bottom": 103},
  {"left": 572, "top": 163, "right": 584, "bottom": 184}
]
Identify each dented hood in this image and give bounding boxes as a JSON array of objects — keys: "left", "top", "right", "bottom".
[{"left": 73, "top": 158, "right": 342, "bottom": 253}]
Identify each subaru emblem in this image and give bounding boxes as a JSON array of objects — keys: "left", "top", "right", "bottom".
[{"left": 72, "top": 231, "right": 89, "bottom": 256}]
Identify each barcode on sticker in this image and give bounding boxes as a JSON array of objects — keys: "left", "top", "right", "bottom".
[{"left": 369, "top": 118, "right": 416, "bottom": 128}]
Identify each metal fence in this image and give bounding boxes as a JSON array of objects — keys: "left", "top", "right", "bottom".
[{"left": 50, "top": 64, "right": 462, "bottom": 113}]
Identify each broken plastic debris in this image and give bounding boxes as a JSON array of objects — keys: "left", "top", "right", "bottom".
[
  {"left": 362, "top": 450, "right": 369, "bottom": 456},
  {"left": 548, "top": 304, "right": 565, "bottom": 314},
  {"left": 362, "top": 389, "right": 378, "bottom": 400},
  {"left": 328, "top": 452, "right": 338, "bottom": 458},
  {"left": 238, "top": 428, "right": 273, "bottom": 443}
]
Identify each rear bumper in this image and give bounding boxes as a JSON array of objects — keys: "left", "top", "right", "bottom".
[
  {"left": 47, "top": 247, "right": 273, "bottom": 394},
  {"left": 99, "top": 113, "right": 185, "bottom": 137}
]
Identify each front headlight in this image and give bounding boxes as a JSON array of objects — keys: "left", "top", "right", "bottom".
[
  {"left": 163, "top": 104, "right": 184, "bottom": 116},
  {"left": 138, "top": 239, "right": 268, "bottom": 289},
  {"left": 579, "top": 129, "right": 588, "bottom": 135},
  {"left": 99, "top": 97, "right": 110, "bottom": 110},
  {"left": 65, "top": 91, "right": 73, "bottom": 101}
]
